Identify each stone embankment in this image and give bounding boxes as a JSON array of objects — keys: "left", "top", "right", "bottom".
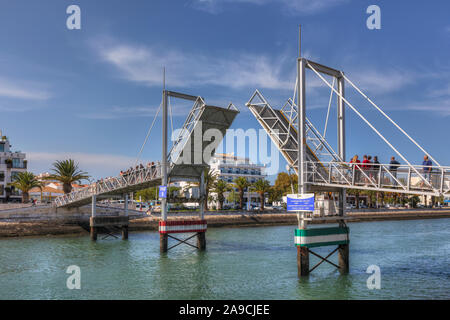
[{"left": 1, "top": 204, "right": 449, "bottom": 238}]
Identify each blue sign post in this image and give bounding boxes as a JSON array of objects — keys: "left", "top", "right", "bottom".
[
  {"left": 287, "top": 193, "right": 315, "bottom": 212},
  {"left": 159, "top": 186, "right": 167, "bottom": 199}
]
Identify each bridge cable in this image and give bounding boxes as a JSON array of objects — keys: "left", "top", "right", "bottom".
[
  {"left": 306, "top": 61, "right": 435, "bottom": 190},
  {"left": 135, "top": 101, "right": 162, "bottom": 166},
  {"left": 168, "top": 95, "right": 174, "bottom": 143},
  {"left": 342, "top": 73, "right": 441, "bottom": 168},
  {"left": 323, "top": 77, "right": 336, "bottom": 139}
]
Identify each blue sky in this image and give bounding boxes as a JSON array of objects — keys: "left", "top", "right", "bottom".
[{"left": 1, "top": 0, "right": 449, "bottom": 181}]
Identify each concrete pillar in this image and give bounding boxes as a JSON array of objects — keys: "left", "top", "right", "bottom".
[
  {"left": 160, "top": 234, "right": 168, "bottom": 253},
  {"left": 197, "top": 232, "right": 206, "bottom": 250},
  {"left": 90, "top": 195, "right": 97, "bottom": 241},
  {"left": 198, "top": 170, "right": 206, "bottom": 250},
  {"left": 122, "top": 226, "right": 128, "bottom": 240},
  {"left": 199, "top": 169, "right": 205, "bottom": 219},
  {"left": 338, "top": 243, "right": 349, "bottom": 274},
  {"left": 297, "top": 246, "right": 309, "bottom": 277},
  {"left": 124, "top": 194, "right": 129, "bottom": 217},
  {"left": 90, "top": 226, "right": 97, "bottom": 241}
]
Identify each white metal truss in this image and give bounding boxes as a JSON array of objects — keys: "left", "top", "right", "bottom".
[
  {"left": 308, "top": 161, "right": 450, "bottom": 197},
  {"left": 54, "top": 164, "right": 162, "bottom": 208},
  {"left": 246, "top": 90, "right": 340, "bottom": 171},
  {"left": 54, "top": 96, "right": 238, "bottom": 208},
  {"left": 246, "top": 88, "right": 450, "bottom": 197},
  {"left": 168, "top": 96, "right": 206, "bottom": 165}
]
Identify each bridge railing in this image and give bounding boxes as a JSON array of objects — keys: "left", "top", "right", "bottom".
[
  {"left": 54, "top": 164, "right": 162, "bottom": 207},
  {"left": 307, "top": 161, "right": 450, "bottom": 196}
]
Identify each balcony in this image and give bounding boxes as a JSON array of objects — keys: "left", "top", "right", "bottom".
[{"left": 4, "top": 160, "right": 27, "bottom": 169}]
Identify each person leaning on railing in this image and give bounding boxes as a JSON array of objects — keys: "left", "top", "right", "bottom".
[
  {"left": 389, "top": 156, "right": 400, "bottom": 186},
  {"left": 422, "top": 155, "right": 433, "bottom": 187},
  {"left": 349, "top": 155, "right": 361, "bottom": 184}
]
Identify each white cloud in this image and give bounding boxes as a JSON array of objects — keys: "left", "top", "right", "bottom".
[
  {"left": 428, "top": 83, "right": 450, "bottom": 98},
  {"left": 345, "top": 68, "right": 414, "bottom": 94},
  {"left": 0, "top": 78, "right": 50, "bottom": 100},
  {"left": 400, "top": 99, "right": 450, "bottom": 117},
  {"left": 95, "top": 41, "right": 293, "bottom": 91},
  {"left": 192, "top": 0, "right": 350, "bottom": 15},
  {"left": 79, "top": 102, "right": 195, "bottom": 120},
  {"left": 27, "top": 151, "right": 139, "bottom": 179}
]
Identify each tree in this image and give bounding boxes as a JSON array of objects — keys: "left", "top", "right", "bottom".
[
  {"left": 274, "top": 172, "right": 297, "bottom": 195},
  {"left": 203, "top": 168, "right": 217, "bottom": 211},
  {"left": 213, "top": 179, "right": 230, "bottom": 210},
  {"left": 408, "top": 195, "right": 420, "bottom": 208},
  {"left": 233, "top": 176, "right": 249, "bottom": 210},
  {"left": 135, "top": 187, "right": 157, "bottom": 202},
  {"left": 10, "top": 172, "right": 43, "bottom": 203},
  {"left": 250, "top": 179, "right": 271, "bottom": 211},
  {"left": 46, "top": 159, "right": 89, "bottom": 194},
  {"left": 227, "top": 189, "right": 239, "bottom": 207},
  {"left": 268, "top": 186, "right": 283, "bottom": 204}
]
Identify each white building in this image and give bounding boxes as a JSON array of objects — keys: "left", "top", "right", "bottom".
[
  {"left": 177, "top": 153, "right": 266, "bottom": 209},
  {"left": 0, "top": 132, "right": 27, "bottom": 203}
]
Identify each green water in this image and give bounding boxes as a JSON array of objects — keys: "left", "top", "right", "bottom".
[{"left": 0, "top": 219, "right": 449, "bottom": 299}]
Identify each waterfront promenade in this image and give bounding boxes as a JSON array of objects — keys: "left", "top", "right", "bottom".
[{"left": 1, "top": 204, "right": 449, "bottom": 238}]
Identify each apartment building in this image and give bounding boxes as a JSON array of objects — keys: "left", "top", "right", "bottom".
[
  {"left": 0, "top": 133, "right": 27, "bottom": 202},
  {"left": 178, "top": 153, "right": 266, "bottom": 208}
]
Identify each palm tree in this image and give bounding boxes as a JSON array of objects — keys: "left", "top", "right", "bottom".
[
  {"left": 233, "top": 176, "right": 249, "bottom": 210},
  {"left": 46, "top": 159, "right": 89, "bottom": 194},
  {"left": 203, "top": 168, "right": 217, "bottom": 211},
  {"left": 250, "top": 179, "right": 271, "bottom": 211},
  {"left": 213, "top": 179, "right": 230, "bottom": 210},
  {"left": 10, "top": 172, "right": 43, "bottom": 203}
]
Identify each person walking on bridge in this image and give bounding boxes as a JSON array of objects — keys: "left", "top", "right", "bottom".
[
  {"left": 422, "top": 155, "right": 433, "bottom": 187},
  {"left": 350, "top": 155, "right": 361, "bottom": 185},
  {"left": 389, "top": 156, "right": 400, "bottom": 186},
  {"left": 373, "top": 156, "right": 381, "bottom": 184},
  {"left": 362, "top": 155, "right": 371, "bottom": 185}
]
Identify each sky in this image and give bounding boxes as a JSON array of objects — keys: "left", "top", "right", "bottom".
[{"left": 1, "top": 0, "right": 449, "bottom": 182}]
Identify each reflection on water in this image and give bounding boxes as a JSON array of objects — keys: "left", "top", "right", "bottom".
[{"left": 0, "top": 219, "right": 449, "bottom": 299}]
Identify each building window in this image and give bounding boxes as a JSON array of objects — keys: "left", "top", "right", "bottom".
[
  {"left": 0, "top": 172, "right": 4, "bottom": 182},
  {"left": 11, "top": 171, "right": 19, "bottom": 181},
  {"left": 12, "top": 158, "right": 22, "bottom": 168},
  {"left": 0, "top": 143, "right": 4, "bottom": 152}
]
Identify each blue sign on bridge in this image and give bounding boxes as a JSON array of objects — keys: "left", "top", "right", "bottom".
[{"left": 287, "top": 193, "right": 315, "bottom": 212}]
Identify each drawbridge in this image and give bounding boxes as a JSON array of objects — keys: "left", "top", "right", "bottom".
[
  {"left": 54, "top": 92, "right": 239, "bottom": 208},
  {"left": 246, "top": 61, "right": 450, "bottom": 198}
]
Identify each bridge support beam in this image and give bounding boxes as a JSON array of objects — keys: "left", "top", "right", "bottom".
[
  {"left": 197, "top": 232, "right": 206, "bottom": 250},
  {"left": 338, "top": 242, "right": 349, "bottom": 274},
  {"left": 297, "top": 245, "right": 310, "bottom": 277},
  {"left": 197, "top": 169, "right": 206, "bottom": 250},
  {"left": 337, "top": 74, "right": 349, "bottom": 274},
  {"left": 296, "top": 29, "right": 310, "bottom": 277},
  {"left": 160, "top": 79, "right": 169, "bottom": 253},
  {"left": 90, "top": 195, "right": 97, "bottom": 241}
]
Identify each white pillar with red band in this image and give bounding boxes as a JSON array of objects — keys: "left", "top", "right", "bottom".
[{"left": 159, "top": 220, "right": 207, "bottom": 234}]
